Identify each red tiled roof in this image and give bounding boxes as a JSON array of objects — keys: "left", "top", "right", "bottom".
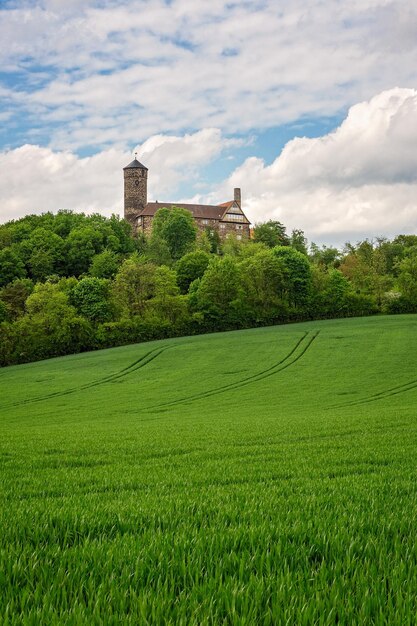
[
  {"left": 139, "top": 202, "right": 251, "bottom": 224},
  {"left": 139, "top": 202, "right": 226, "bottom": 220}
]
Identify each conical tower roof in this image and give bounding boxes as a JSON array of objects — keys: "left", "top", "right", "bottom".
[{"left": 123, "top": 157, "right": 148, "bottom": 170}]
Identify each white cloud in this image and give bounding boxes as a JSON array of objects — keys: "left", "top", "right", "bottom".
[
  {"left": 136, "top": 128, "right": 244, "bottom": 197},
  {"left": 0, "top": 128, "right": 233, "bottom": 222},
  {"left": 2, "top": 89, "right": 417, "bottom": 248},
  {"left": 1, "top": 1, "right": 417, "bottom": 150},
  {"left": 208, "top": 88, "right": 417, "bottom": 245}
]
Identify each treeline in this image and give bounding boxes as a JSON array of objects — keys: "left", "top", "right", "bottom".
[{"left": 1, "top": 208, "right": 417, "bottom": 366}]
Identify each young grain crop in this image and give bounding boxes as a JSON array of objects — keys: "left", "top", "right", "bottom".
[{"left": 1, "top": 315, "right": 417, "bottom": 624}]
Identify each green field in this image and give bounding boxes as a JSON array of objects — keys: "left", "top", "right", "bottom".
[{"left": 1, "top": 315, "right": 417, "bottom": 624}]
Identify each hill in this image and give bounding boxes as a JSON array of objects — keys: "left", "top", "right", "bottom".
[
  {"left": 1, "top": 315, "right": 417, "bottom": 623},
  {"left": 3, "top": 210, "right": 417, "bottom": 368}
]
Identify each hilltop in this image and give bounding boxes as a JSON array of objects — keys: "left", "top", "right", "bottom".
[{"left": 2, "top": 209, "right": 417, "bottom": 367}]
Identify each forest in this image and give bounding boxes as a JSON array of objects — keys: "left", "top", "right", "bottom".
[{"left": 1, "top": 206, "right": 417, "bottom": 367}]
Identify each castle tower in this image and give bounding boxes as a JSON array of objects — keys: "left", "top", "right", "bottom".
[{"left": 123, "top": 157, "right": 148, "bottom": 230}]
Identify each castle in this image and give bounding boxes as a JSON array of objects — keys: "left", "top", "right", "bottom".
[{"left": 123, "top": 158, "right": 251, "bottom": 240}]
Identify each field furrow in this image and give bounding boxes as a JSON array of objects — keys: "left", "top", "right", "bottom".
[
  {"left": 145, "top": 330, "right": 319, "bottom": 411},
  {"left": 2, "top": 316, "right": 417, "bottom": 625}
]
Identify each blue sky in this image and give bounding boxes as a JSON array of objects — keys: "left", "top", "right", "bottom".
[{"left": 1, "top": 0, "right": 417, "bottom": 244}]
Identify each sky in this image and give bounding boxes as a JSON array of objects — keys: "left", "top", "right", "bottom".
[{"left": 0, "top": 0, "right": 417, "bottom": 246}]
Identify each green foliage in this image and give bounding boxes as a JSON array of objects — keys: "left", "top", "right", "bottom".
[
  {"left": 70, "top": 277, "right": 113, "bottom": 323},
  {"left": 0, "top": 300, "right": 7, "bottom": 323},
  {"left": 204, "top": 227, "right": 221, "bottom": 254},
  {"left": 0, "top": 278, "right": 33, "bottom": 320},
  {"left": 195, "top": 230, "right": 212, "bottom": 254},
  {"left": 176, "top": 250, "right": 210, "bottom": 294},
  {"left": 253, "top": 220, "right": 289, "bottom": 248},
  {"left": 272, "top": 245, "right": 313, "bottom": 309},
  {"left": 8, "top": 283, "right": 92, "bottom": 363},
  {"left": 2, "top": 208, "right": 417, "bottom": 366},
  {"left": 148, "top": 266, "right": 188, "bottom": 325},
  {"left": 89, "top": 249, "right": 120, "bottom": 279},
  {"left": 152, "top": 206, "right": 197, "bottom": 260},
  {"left": 0, "top": 247, "right": 26, "bottom": 287},
  {"left": 310, "top": 243, "right": 341, "bottom": 269},
  {"left": 290, "top": 229, "right": 308, "bottom": 255},
  {"left": 339, "top": 239, "right": 394, "bottom": 304},
  {"left": 145, "top": 234, "right": 172, "bottom": 266},
  {"left": 221, "top": 232, "right": 246, "bottom": 257},
  {"left": 2, "top": 317, "right": 417, "bottom": 623},
  {"left": 112, "top": 254, "right": 157, "bottom": 318},
  {"left": 195, "top": 256, "right": 242, "bottom": 321},
  {"left": 239, "top": 249, "right": 287, "bottom": 321},
  {"left": 66, "top": 227, "right": 104, "bottom": 276},
  {"left": 21, "top": 227, "right": 66, "bottom": 280},
  {"left": 312, "top": 268, "right": 352, "bottom": 317},
  {"left": 397, "top": 254, "right": 417, "bottom": 303},
  {"left": 0, "top": 211, "right": 135, "bottom": 284}
]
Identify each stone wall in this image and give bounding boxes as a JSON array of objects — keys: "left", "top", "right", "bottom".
[
  {"left": 137, "top": 214, "right": 250, "bottom": 240},
  {"left": 124, "top": 169, "right": 147, "bottom": 228},
  {"left": 215, "top": 220, "right": 250, "bottom": 240}
]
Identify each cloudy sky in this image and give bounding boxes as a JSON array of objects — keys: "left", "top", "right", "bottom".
[{"left": 1, "top": 0, "right": 417, "bottom": 245}]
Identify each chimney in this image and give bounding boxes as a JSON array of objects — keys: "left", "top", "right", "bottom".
[{"left": 234, "top": 187, "right": 241, "bottom": 206}]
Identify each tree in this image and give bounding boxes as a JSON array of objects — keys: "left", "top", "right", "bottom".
[
  {"left": 240, "top": 249, "right": 287, "bottom": 320},
  {"left": 152, "top": 206, "right": 197, "bottom": 260},
  {"left": 0, "top": 300, "right": 7, "bottom": 323},
  {"left": 0, "top": 247, "right": 26, "bottom": 287},
  {"left": 221, "top": 233, "right": 245, "bottom": 257},
  {"left": 145, "top": 235, "right": 172, "bottom": 266},
  {"left": 310, "top": 243, "right": 341, "bottom": 269},
  {"left": 90, "top": 250, "right": 120, "bottom": 279},
  {"left": 195, "top": 230, "right": 212, "bottom": 254},
  {"left": 65, "top": 227, "right": 104, "bottom": 276},
  {"left": 176, "top": 250, "right": 210, "bottom": 294},
  {"left": 312, "top": 268, "right": 352, "bottom": 317},
  {"left": 13, "top": 283, "right": 92, "bottom": 362},
  {"left": 253, "top": 221, "right": 289, "bottom": 248},
  {"left": 28, "top": 249, "right": 55, "bottom": 281},
  {"left": 339, "top": 239, "right": 393, "bottom": 304},
  {"left": 290, "top": 229, "right": 308, "bottom": 255},
  {"left": 194, "top": 257, "right": 242, "bottom": 321},
  {"left": 148, "top": 266, "right": 188, "bottom": 324},
  {"left": 272, "top": 245, "right": 312, "bottom": 309},
  {"left": 0, "top": 279, "right": 34, "bottom": 320},
  {"left": 24, "top": 227, "right": 65, "bottom": 279},
  {"left": 204, "top": 227, "right": 221, "bottom": 254},
  {"left": 112, "top": 254, "right": 156, "bottom": 317},
  {"left": 70, "top": 277, "right": 113, "bottom": 323},
  {"left": 397, "top": 254, "right": 417, "bottom": 304}
]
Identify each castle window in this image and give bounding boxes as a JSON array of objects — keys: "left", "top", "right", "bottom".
[
  {"left": 202, "top": 219, "right": 209, "bottom": 225},
  {"left": 220, "top": 224, "right": 226, "bottom": 229},
  {"left": 235, "top": 224, "right": 242, "bottom": 230},
  {"left": 226, "top": 213, "right": 244, "bottom": 222}
]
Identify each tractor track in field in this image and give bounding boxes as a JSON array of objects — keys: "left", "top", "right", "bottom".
[
  {"left": 331, "top": 376, "right": 417, "bottom": 409},
  {"left": 0, "top": 345, "right": 170, "bottom": 410},
  {"left": 145, "top": 330, "right": 320, "bottom": 412},
  {"left": 2, "top": 331, "right": 320, "bottom": 413}
]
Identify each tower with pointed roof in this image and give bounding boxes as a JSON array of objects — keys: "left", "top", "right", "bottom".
[{"left": 123, "top": 157, "right": 148, "bottom": 229}]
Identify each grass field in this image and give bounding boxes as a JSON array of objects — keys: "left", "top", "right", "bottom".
[{"left": 1, "top": 315, "right": 417, "bottom": 624}]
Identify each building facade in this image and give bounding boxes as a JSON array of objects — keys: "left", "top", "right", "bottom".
[{"left": 123, "top": 158, "right": 250, "bottom": 240}]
